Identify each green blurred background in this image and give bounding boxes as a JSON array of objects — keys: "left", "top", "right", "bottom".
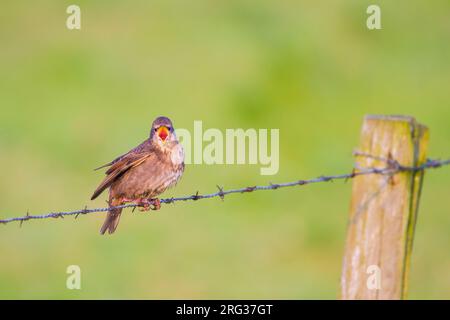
[{"left": 0, "top": 0, "right": 449, "bottom": 299}]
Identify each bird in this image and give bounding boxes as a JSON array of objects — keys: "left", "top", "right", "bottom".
[{"left": 91, "top": 116, "right": 185, "bottom": 235}]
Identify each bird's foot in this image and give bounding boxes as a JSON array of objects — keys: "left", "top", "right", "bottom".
[
  {"left": 150, "top": 198, "right": 161, "bottom": 210},
  {"left": 136, "top": 198, "right": 160, "bottom": 211},
  {"left": 135, "top": 198, "right": 151, "bottom": 211}
]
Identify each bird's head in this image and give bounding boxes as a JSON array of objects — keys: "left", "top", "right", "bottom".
[{"left": 150, "top": 116, "right": 177, "bottom": 147}]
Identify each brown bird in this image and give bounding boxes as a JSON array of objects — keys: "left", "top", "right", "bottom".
[{"left": 91, "top": 116, "right": 185, "bottom": 235}]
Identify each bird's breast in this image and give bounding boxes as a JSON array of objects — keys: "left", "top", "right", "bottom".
[
  {"left": 170, "top": 142, "right": 185, "bottom": 166},
  {"left": 112, "top": 146, "right": 184, "bottom": 199}
]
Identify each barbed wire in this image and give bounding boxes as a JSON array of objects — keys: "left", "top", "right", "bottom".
[{"left": 1, "top": 154, "right": 449, "bottom": 226}]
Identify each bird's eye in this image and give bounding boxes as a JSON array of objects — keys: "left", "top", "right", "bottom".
[
  {"left": 154, "top": 128, "right": 158, "bottom": 132},
  {"left": 168, "top": 126, "right": 173, "bottom": 132}
]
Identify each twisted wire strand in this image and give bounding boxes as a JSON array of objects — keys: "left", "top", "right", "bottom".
[{"left": 1, "top": 156, "right": 449, "bottom": 226}]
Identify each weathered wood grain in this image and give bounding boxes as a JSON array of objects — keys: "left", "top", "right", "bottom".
[{"left": 341, "top": 115, "right": 429, "bottom": 300}]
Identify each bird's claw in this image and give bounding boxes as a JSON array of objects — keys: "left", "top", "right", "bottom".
[
  {"left": 136, "top": 198, "right": 160, "bottom": 211},
  {"left": 138, "top": 202, "right": 150, "bottom": 212},
  {"left": 150, "top": 198, "right": 161, "bottom": 210}
]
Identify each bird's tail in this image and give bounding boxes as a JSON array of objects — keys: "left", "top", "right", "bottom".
[{"left": 100, "top": 196, "right": 123, "bottom": 235}]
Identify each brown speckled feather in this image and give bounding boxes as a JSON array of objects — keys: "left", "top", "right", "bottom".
[
  {"left": 93, "top": 140, "right": 149, "bottom": 171},
  {"left": 90, "top": 143, "right": 152, "bottom": 200},
  {"left": 110, "top": 146, "right": 183, "bottom": 199}
]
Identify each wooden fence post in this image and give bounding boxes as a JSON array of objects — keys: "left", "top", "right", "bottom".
[{"left": 340, "top": 115, "right": 429, "bottom": 299}]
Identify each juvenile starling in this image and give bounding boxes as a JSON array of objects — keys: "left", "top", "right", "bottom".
[{"left": 91, "top": 116, "right": 185, "bottom": 235}]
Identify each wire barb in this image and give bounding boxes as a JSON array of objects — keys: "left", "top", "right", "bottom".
[
  {"left": 216, "top": 185, "right": 225, "bottom": 201},
  {"left": 0, "top": 155, "right": 449, "bottom": 226}
]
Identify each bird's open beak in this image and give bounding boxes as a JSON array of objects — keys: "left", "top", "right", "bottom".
[{"left": 157, "top": 126, "right": 169, "bottom": 141}]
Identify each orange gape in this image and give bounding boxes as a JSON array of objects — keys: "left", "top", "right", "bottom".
[{"left": 157, "top": 126, "right": 169, "bottom": 141}]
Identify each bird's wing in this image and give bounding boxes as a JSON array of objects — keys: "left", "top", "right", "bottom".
[
  {"left": 90, "top": 151, "right": 152, "bottom": 200},
  {"left": 93, "top": 161, "right": 116, "bottom": 171},
  {"left": 93, "top": 140, "right": 149, "bottom": 171}
]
